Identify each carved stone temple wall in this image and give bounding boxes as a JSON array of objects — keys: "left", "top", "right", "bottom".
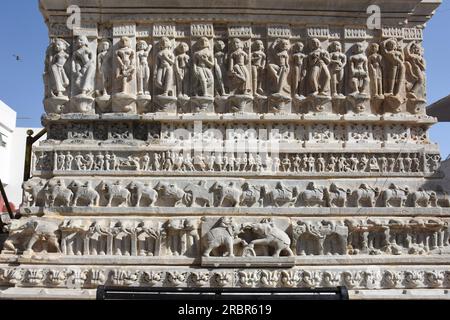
[{"left": 0, "top": 0, "right": 448, "bottom": 299}]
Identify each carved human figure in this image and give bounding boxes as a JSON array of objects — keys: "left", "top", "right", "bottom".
[
  {"left": 317, "top": 154, "right": 326, "bottom": 172},
  {"left": 85, "top": 152, "right": 95, "bottom": 171},
  {"left": 328, "top": 41, "right": 347, "bottom": 97},
  {"left": 112, "top": 221, "right": 131, "bottom": 255},
  {"left": 136, "top": 40, "right": 152, "bottom": 96},
  {"left": 382, "top": 38, "right": 405, "bottom": 96},
  {"left": 267, "top": 38, "right": 291, "bottom": 96},
  {"left": 75, "top": 152, "right": 85, "bottom": 171},
  {"left": 72, "top": 35, "right": 96, "bottom": 96},
  {"left": 292, "top": 42, "right": 307, "bottom": 99},
  {"left": 404, "top": 42, "right": 426, "bottom": 100},
  {"left": 57, "top": 152, "right": 65, "bottom": 171},
  {"left": 294, "top": 154, "right": 302, "bottom": 173},
  {"left": 349, "top": 154, "right": 359, "bottom": 172},
  {"left": 369, "top": 155, "right": 380, "bottom": 172},
  {"left": 97, "top": 39, "right": 112, "bottom": 97},
  {"left": 367, "top": 43, "right": 383, "bottom": 98},
  {"left": 174, "top": 42, "right": 190, "bottom": 99},
  {"left": 155, "top": 37, "right": 175, "bottom": 96},
  {"left": 282, "top": 155, "right": 291, "bottom": 172},
  {"left": 65, "top": 152, "right": 74, "bottom": 170},
  {"left": 44, "top": 38, "right": 70, "bottom": 97},
  {"left": 193, "top": 37, "right": 215, "bottom": 97},
  {"left": 87, "top": 222, "right": 111, "bottom": 255},
  {"left": 348, "top": 42, "right": 369, "bottom": 96},
  {"left": 115, "top": 36, "right": 136, "bottom": 94},
  {"left": 213, "top": 40, "right": 227, "bottom": 96},
  {"left": 251, "top": 40, "right": 267, "bottom": 97},
  {"left": 228, "top": 38, "right": 251, "bottom": 95},
  {"left": 141, "top": 153, "right": 150, "bottom": 171},
  {"left": 305, "top": 38, "right": 331, "bottom": 96},
  {"left": 327, "top": 154, "right": 337, "bottom": 172},
  {"left": 380, "top": 155, "right": 388, "bottom": 172}
]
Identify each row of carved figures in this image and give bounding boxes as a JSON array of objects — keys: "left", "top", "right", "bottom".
[
  {"left": 2, "top": 217, "right": 450, "bottom": 258},
  {"left": 44, "top": 35, "right": 425, "bottom": 114},
  {"left": 22, "top": 178, "right": 450, "bottom": 209},
  {"left": 39, "top": 151, "right": 434, "bottom": 174},
  {"left": 1, "top": 267, "right": 449, "bottom": 289}
]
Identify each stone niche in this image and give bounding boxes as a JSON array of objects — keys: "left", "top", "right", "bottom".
[{"left": 0, "top": 0, "right": 447, "bottom": 300}]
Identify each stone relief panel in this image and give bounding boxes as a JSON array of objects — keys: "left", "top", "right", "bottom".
[
  {"left": 2, "top": 216, "right": 449, "bottom": 258},
  {"left": 1, "top": 266, "right": 450, "bottom": 289},
  {"left": 19, "top": 178, "right": 449, "bottom": 209},
  {"left": 40, "top": 119, "right": 435, "bottom": 149},
  {"left": 42, "top": 24, "right": 430, "bottom": 117},
  {"left": 33, "top": 149, "right": 439, "bottom": 177}
]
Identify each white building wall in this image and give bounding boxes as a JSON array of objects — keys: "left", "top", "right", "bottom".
[
  {"left": 0, "top": 100, "right": 45, "bottom": 208},
  {"left": 5, "top": 128, "right": 45, "bottom": 206},
  {"left": 0, "top": 100, "right": 17, "bottom": 186}
]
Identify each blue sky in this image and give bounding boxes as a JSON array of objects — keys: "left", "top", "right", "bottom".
[{"left": 0, "top": 1, "right": 449, "bottom": 157}]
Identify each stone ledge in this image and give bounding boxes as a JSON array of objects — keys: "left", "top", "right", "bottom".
[
  {"left": 1, "top": 254, "right": 449, "bottom": 267},
  {"left": 19, "top": 207, "right": 450, "bottom": 217},
  {"left": 31, "top": 170, "right": 439, "bottom": 179},
  {"left": 201, "top": 257, "right": 296, "bottom": 268},
  {"left": 0, "top": 287, "right": 96, "bottom": 300},
  {"left": 41, "top": 113, "right": 438, "bottom": 125},
  {"left": 350, "top": 289, "right": 450, "bottom": 300}
]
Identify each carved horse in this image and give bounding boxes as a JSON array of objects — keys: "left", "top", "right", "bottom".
[
  {"left": 409, "top": 189, "right": 437, "bottom": 208},
  {"left": 382, "top": 186, "right": 409, "bottom": 207},
  {"left": 299, "top": 185, "right": 327, "bottom": 207},
  {"left": 324, "top": 183, "right": 351, "bottom": 208},
  {"left": 352, "top": 184, "right": 379, "bottom": 207}
]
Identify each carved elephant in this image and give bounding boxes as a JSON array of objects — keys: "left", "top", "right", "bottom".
[
  {"left": 46, "top": 179, "right": 73, "bottom": 207},
  {"left": 210, "top": 182, "right": 242, "bottom": 207},
  {"left": 246, "top": 220, "right": 294, "bottom": 257},
  {"left": 203, "top": 217, "right": 245, "bottom": 257},
  {"left": 22, "top": 178, "right": 46, "bottom": 207},
  {"left": 184, "top": 181, "right": 213, "bottom": 207},
  {"left": 68, "top": 181, "right": 100, "bottom": 207},
  {"left": 100, "top": 181, "right": 131, "bottom": 207},
  {"left": 3, "top": 220, "right": 61, "bottom": 254},
  {"left": 154, "top": 182, "right": 189, "bottom": 207},
  {"left": 128, "top": 182, "right": 158, "bottom": 207}
]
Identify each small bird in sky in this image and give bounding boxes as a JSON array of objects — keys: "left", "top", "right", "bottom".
[{"left": 12, "top": 54, "right": 22, "bottom": 61}]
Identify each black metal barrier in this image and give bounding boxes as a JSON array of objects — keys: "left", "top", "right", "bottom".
[
  {"left": 24, "top": 128, "right": 47, "bottom": 182},
  {"left": 96, "top": 286, "right": 349, "bottom": 300}
]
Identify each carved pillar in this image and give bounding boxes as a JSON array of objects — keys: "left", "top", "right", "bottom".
[{"left": 106, "top": 234, "right": 113, "bottom": 255}]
